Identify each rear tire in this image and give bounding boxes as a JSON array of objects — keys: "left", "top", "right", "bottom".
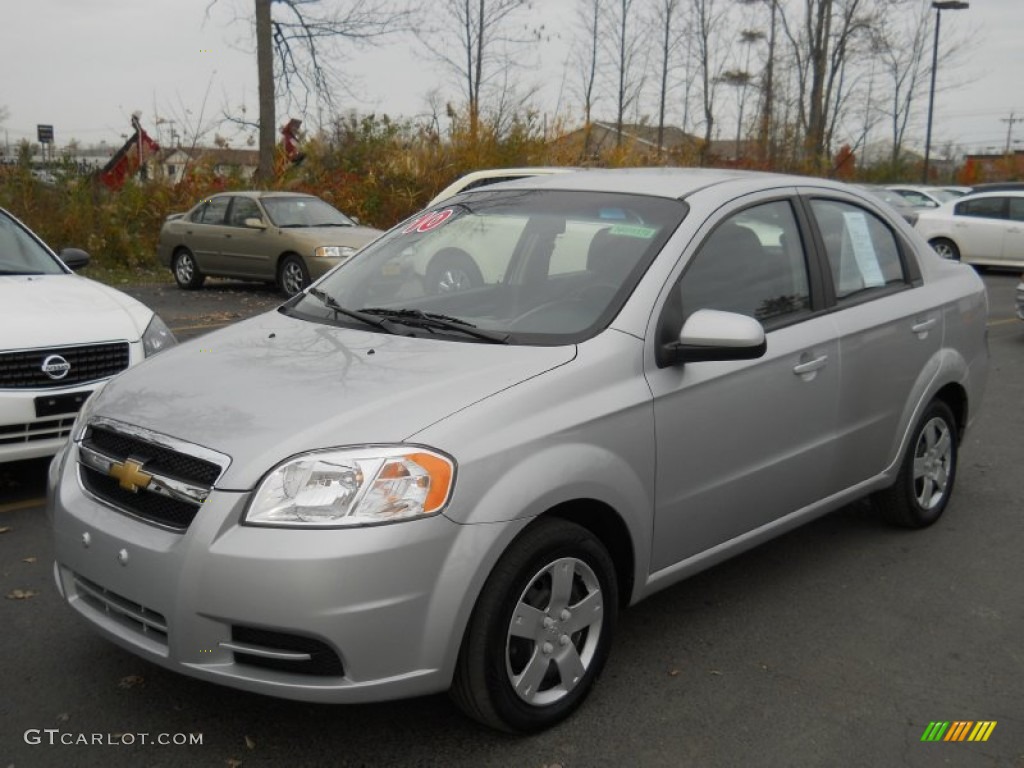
[
  {"left": 873, "top": 400, "right": 958, "bottom": 529},
  {"left": 172, "top": 248, "right": 205, "bottom": 290},
  {"left": 929, "top": 238, "right": 960, "bottom": 261},
  {"left": 451, "top": 518, "right": 618, "bottom": 733}
]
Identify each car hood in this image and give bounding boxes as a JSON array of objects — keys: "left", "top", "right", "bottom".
[
  {"left": 0, "top": 274, "right": 153, "bottom": 350},
  {"left": 90, "top": 310, "right": 575, "bottom": 489}
]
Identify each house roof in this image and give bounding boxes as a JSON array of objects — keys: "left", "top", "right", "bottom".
[
  {"left": 161, "top": 147, "right": 259, "bottom": 166},
  {"left": 555, "top": 121, "right": 701, "bottom": 154}
]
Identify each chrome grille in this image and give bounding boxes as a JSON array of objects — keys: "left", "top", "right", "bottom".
[
  {"left": 77, "top": 419, "right": 229, "bottom": 532},
  {"left": 0, "top": 417, "right": 75, "bottom": 445},
  {"left": 0, "top": 342, "right": 130, "bottom": 389}
]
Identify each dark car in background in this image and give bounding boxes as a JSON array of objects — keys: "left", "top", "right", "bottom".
[{"left": 157, "top": 191, "right": 383, "bottom": 296}]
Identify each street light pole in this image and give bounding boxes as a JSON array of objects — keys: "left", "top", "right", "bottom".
[{"left": 922, "top": 0, "right": 969, "bottom": 183}]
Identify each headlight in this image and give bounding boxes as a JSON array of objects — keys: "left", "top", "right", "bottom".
[
  {"left": 142, "top": 314, "right": 177, "bottom": 357},
  {"left": 314, "top": 245, "right": 356, "bottom": 260},
  {"left": 246, "top": 446, "right": 455, "bottom": 528}
]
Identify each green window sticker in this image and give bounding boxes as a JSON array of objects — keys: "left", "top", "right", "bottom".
[{"left": 608, "top": 224, "right": 657, "bottom": 239}]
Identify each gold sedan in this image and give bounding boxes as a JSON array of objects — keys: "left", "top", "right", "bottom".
[{"left": 157, "top": 191, "right": 383, "bottom": 296}]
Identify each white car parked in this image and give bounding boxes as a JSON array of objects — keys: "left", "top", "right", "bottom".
[
  {"left": 0, "top": 207, "right": 176, "bottom": 462},
  {"left": 914, "top": 191, "right": 1024, "bottom": 268}
]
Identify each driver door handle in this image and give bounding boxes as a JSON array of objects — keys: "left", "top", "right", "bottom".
[{"left": 793, "top": 355, "right": 828, "bottom": 375}]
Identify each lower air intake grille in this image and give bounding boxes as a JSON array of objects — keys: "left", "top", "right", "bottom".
[{"left": 231, "top": 625, "right": 345, "bottom": 677}]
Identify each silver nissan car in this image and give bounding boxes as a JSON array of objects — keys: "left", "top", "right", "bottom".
[{"left": 49, "top": 168, "right": 988, "bottom": 733}]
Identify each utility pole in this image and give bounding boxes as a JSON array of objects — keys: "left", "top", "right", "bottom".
[
  {"left": 1001, "top": 112, "right": 1023, "bottom": 154},
  {"left": 923, "top": 1, "right": 969, "bottom": 183}
]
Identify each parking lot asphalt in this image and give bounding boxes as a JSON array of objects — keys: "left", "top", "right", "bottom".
[
  {"left": 118, "top": 279, "right": 284, "bottom": 341},
  {"left": 1, "top": 273, "right": 1022, "bottom": 767}
]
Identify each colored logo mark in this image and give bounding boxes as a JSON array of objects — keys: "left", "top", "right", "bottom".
[{"left": 921, "top": 721, "right": 997, "bottom": 742}]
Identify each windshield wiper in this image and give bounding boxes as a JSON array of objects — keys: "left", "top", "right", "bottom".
[
  {"left": 360, "top": 307, "right": 511, "bottom": 344},
  {"left": 305, "top": 288, "right": 400, "bottom": 334},
  {"left": 309, "top": 222, "right": 353, "bottom": 227}
]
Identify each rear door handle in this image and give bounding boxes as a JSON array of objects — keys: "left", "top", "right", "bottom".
[{"left": 793, "top": 355, "right": 828, "bottom": 375}]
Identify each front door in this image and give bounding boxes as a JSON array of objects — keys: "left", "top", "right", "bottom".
[
  {"left": 221, "top": 197, "right": 273, "bottom": 278},
  {"left": 646, "top": 197, "right": 841, "bottom": 571}
]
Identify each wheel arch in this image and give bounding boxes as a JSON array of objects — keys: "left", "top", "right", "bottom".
[
  {"left": 932, "top": 381, "right": 969, "bottom": 445},
  {"left": 543, "top": 499, "right": 636, "bottom": 610},
  {"left": 927, "top": 235, "right": 961, "bottom": 259},
  {"left": 276, "top": 250, "right": 305, "bottom": 270}
]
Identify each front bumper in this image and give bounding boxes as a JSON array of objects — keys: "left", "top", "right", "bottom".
[
  {"left": 50, "top": 442, "right": 520, "bottom": 703},
  {"left": 1, "top": 382, "right": 105, "bottom": 463}
]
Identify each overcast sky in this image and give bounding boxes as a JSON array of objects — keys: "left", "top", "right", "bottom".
[{"left": 1, "top": 0, "right": 1020, "bottom": 157}]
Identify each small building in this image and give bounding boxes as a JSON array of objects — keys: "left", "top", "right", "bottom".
[
  {"left": 156, "top": 147, "right": 260, "bottom": 183},
  {"left": 959, "top": 150, "right": 1024, "bottom": 184},
  {"left": 552, "top": 121, "right": 702, "bottom": 163}
]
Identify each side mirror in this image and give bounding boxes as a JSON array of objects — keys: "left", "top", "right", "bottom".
[
  {"left": 244, "top": 218, "right": 267, "bottom": 230},
  {"left": 59, "top": 247, "right": 90, "bottom": 271},
  {"left": 659, "top": 309, "right": 766, "bottom": 367}
]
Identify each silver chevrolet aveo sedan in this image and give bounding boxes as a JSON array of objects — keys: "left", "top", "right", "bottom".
[{"left": 49, "top": 169, "right": 988, "bottom": 732}]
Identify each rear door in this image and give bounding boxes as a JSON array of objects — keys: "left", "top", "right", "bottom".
[
  {"left": 1000, "top": 197, "right": 1024, "bottom": 265},
  {"left": 646, "top": 194, "right": 841, "bottom": 570},
  {"left": 186, "top": 196, "right": 231, "bottom": 270},
  {"left": 951, "top": 196, "right": 1008, "bottom": 263},
  {"left": 803, "top": 193, "right": 942, "bottom": 488}
]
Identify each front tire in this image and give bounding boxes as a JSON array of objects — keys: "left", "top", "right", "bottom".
[
  {"left": 451, "top": 518, "right": 618, "bottom": 733},
  {"left": 873, "top": 399, "right": 959, "bottom": 529},
  {"left": 277, "top": 254, "right": 310, "bottom": 297},
  {"left": 172, "top": 248, "right": 205, "bottom": 290}
]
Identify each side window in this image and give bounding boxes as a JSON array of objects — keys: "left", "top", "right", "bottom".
[
  {"left": 194, "top": 197, "right": 229, "bottom": 225},
  {"left": 228, "top": 197, "right": 262, "bottom": 226},
  {"left": 954, "top": 197, "right": 1006, "bottom": 219},
  {"left": 676, "top": 200, "right": 811, "bottom": 327},
  {"left": 895, "top": 190, "right": 937, "bottom": 208},
  {"left": 809, "top": 199, "right": 906, "bottom": 300},
  {"left": 1008, "top": 197, "right": 1024, "bottom": 222}
]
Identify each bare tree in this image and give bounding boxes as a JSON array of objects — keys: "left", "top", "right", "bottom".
[
  {"left": 604, "top": 0, "right": 648, "bottom": 147},
  {"left": 777, "top": 0, "right": 880, "bottom": 168},
  {"left": 737, "top": 0, "right": 778, "bottom": 164},
  {"left": 255, "top": 0, "right": 274, "bottom": 179},
  {"left": 722, "top": 28, "right": 764, "bottom": 159},
  {"left": 652, "top": 0, "right": 683, "bottom": 153},
  {"left": 418, "top": 0, "right": 535, "bottom": 139},
  {"left": 691, "top": 0, "right": 726, "bottom": 164},
  {"left": 872, "top": 1, "right": 933, "bottom": 171},
  {"left": 228, "top": 0, "right": 414, "bottom": 180},
  {"left": 571, "top": 0, "right": 603, "bottom": 155}
]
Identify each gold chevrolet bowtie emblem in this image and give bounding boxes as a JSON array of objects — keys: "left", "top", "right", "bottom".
[{"left": 108, "top": 458, "right": 153, "bottom": 493}]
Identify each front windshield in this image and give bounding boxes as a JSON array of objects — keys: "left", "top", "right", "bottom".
[
  {"left": 261, "top": 197, "right": 355, "bottom": 228},
  {"left": 0, "top": 211, "right": 65, "bottom": 275},
  {"left": 288, "top": 189, "right": 687, "bottom": 345}
]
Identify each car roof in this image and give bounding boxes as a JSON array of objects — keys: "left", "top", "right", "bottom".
[
  {"left": 454, "top": 167, "right": 854, "bottom": 201},
  {"left": 208, "top": 191, "right": 318, "bottom": 200}
]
